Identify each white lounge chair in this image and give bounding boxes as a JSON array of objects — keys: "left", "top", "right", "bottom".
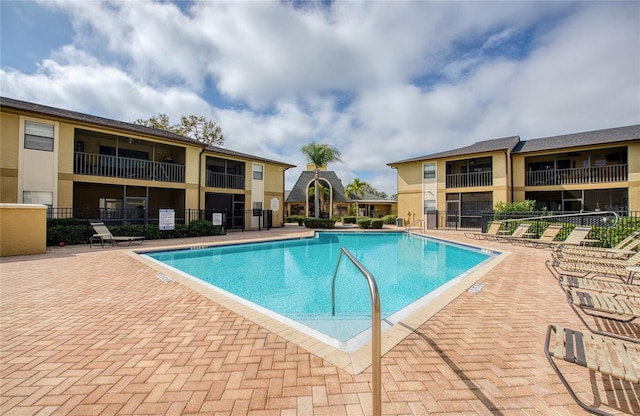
[{"left": 89, "top": 221, "right": 145, "bottom": 247}]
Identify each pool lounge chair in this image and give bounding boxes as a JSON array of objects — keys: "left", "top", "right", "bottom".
[
  {"left": 464, "top": 220, "right": 502, "bottom": 240},
  {"left": 89, "top": 221, "right": 145, "bottom": 247},
  {"left": 555, "top": 231, "right": 640, "bottom": 259},
  {"left": 549, "top": 226, "right": 598, "bottom": 248},
  {"left": 512, "top": 224, "right": 563, "bottom": 247},
  {"left": 546, "top": 257, "right": 640, "bottom": 284},
  {"left": 566, "top": 288, "right": 640, "bottom": 343},
  {"left": 559, "top": 275, "right": 640, "bottom": 297},
  {"left": 495, "top": 223, "right": 531, "bottom": 242},
  {"left": 545, "top": 252, "right": 640, "bottom": 283},
  {"left": 544, "top": 324, "right": 640, "bottom": 416},
  {"left": 552, "top": 252, "right": 640, "bottom": 268}
]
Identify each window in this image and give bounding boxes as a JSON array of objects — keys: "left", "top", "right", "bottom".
[
  {"left": 24, "top": 121, "right": 54, "bottom": 151},
  {"left": 423, "top": 163, "right": 436, "bottom": 179},
  {"left": 253, "top": 164, "right": 263, "bottom": 180},
  {"left": 23, "top": 191, "right": 53, "bottom": 208},
  {"left": 424, "top": 200, "right": 436, "bottom": 214}
]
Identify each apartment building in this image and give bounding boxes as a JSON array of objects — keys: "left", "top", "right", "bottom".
[
  {"left": 0, "top": 97, "right": 295, "bottom": 229},
  {"left": 388, "top": 125, "right": 640, "bottom": 228}
]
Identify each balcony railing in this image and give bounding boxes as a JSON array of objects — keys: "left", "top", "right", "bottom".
[
  {"left": 525, "top": 164, "right": 628, "bottom": 186},
  {"left": 446, "top": 171, "right": 492, "bottom": 188},
  {"left": 74, "top": 152, "right": 185, "bottom": 183},
  {"left": 206, "top": 171, "right": 245, "bottom": 190}
]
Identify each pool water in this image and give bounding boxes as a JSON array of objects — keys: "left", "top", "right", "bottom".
[{"left": 144, "top": 232, "right": 493, "bottom": 351}]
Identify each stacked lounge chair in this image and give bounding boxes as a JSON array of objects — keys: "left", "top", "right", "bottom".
[
  {"left": 565, "top": 288, "right": 640, "bottom": 343},
  {"left": 554, "top": 230, "right": 640, "bottom": 259},
  {"left": 552, "top": 251, "right": 640, "bottom": 268},
  {"left": 547, "top": 252, "right": 640, "bottom": 283},
  {"left": 544, "top": 325, "right": 640, "bottom": 416},
  {"left": 559, "top": 274, "right": 640, "bottom": 297},
  {"left": 545, "top": 230, "right": 640, "bottom": 414}
]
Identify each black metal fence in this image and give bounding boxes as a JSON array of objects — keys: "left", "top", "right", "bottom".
[
  {"left": 47, "top": 208, "right": 273, "bottom": 232},
  {"left": 425, "top": 209, "right": 639, "bottom": 247},
  {"left": 426, "top": 209, "right": 638, "bottom": 233}
]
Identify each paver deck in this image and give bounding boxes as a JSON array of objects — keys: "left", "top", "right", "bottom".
[{"left": 2, "top": 226, "right": 639, "bottom": 415}]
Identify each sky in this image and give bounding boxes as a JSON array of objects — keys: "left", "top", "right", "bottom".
[{"left": 1, "top": 1, "right": 639, "bottom": 197}]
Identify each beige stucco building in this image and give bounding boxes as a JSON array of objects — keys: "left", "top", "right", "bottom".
[
  {"left": 0, "top": 97, "right": 295, "bottom": 230},
  {"left": 388, "top": 125, "right": 640, "bottom": 228}
]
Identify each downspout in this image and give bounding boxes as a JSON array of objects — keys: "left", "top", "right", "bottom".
[
  {"left": 506, "top": 150, "right": 512, "bottom": 203},
  {"left": 198, "top": 145, "right": 206, "bottom": 210}
]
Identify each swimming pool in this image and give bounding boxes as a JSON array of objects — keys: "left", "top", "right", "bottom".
[{"left": 143, "top": 232, "right": 496, "bottom": 353}]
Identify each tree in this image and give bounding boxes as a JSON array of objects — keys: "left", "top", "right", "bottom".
[
  {"left": 362, "top": 184, "right": 388, "bottom": 199},
  {"left": 134, "top": 113, "right": 225, "bottom": 146},
  {"left": 345, "top": 178, "right": 369, "bottom": 218},
  {"left": 308, "top": 182, "right": 331, "bottom": 216},
  {"left": 300, "top": 142, "right": 342, "bottom": 218},
  {"left": 494, "top": 200, "right": 537, "bottom": 213}
]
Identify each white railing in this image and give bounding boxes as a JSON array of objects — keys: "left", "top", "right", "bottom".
[
  {"left": 446, "top": 171, "right": 492, "bottom": 188},
  {"left": 526, "top": 164, "right": 627, "bottom": 186},
  {"left": 74, "top": 152, "right": 185, "bottom": 183}
]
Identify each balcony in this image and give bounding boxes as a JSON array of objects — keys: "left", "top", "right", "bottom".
[
  {"left": 446, "top": 171, "right": 492, "bottom": 188},
  {"left": 74, "top": 152, "right": 185, "bottom": 183},
  {"left": 525, "top": 164, "right": 628, "bottom": 186},
  {"left": 206, "top": 171, "right": 245, "bottom": 190}
]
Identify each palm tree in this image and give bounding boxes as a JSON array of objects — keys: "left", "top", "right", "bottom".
[
  {"left": 300, "top": 142, "right": 342, "bottom": 218},
  {"left": 345, "top": 178, "right": 369, "bottom": 218},
  {"left": 308, "top": 182, "right": 331, "bottom": 217}
]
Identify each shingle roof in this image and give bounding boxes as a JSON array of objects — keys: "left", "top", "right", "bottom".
[
  {"left": 286, "top": 171, "right": 394, "bottom": 204},
  {"left": 286, "top": 171, "right": 350, "bottom": 203},
  {"left": 388, "top": 135, "right": 520, "bottom": 165},
  {"left": 0, "top": 96, "right": 295, "bottom": 168},
  {"left": 511, "top": 124, "right": 640, "bottom": 153}
]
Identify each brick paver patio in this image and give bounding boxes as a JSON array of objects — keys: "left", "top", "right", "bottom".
[{"left": 1, "top": 227, "right": 639, "bottom": 415}]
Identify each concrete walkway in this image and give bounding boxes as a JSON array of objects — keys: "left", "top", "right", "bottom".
[{"left": 1, "top": 226, "right": 639, "bottom": 415}]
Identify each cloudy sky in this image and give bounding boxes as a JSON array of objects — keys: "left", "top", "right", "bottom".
[{"left": 1, "top": 1, "right": 639, "bottom": 196}]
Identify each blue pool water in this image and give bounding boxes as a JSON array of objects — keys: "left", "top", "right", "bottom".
[{"left": 144, "top": 232, "right": 493, "bottom": 350}]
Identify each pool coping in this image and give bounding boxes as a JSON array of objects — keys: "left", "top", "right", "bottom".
[{"left": 129, "top": 231, "right": 509, "bottom": 375}]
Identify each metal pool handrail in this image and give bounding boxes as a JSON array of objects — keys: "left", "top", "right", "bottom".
[{"left": 331, "top": 247, "right": 381, "bottom": 416}]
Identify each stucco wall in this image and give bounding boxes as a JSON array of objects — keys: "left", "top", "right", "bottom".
[{"left": 0, "top": 204, "right": 47, "bottom": 256}]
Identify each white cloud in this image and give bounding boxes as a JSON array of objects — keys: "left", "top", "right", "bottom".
[{"left": 2, "top": 0, "right": 639, "bottom": 197}]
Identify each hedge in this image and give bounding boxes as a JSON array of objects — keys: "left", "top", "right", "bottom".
[
  {"left": 47, "top": 220, "right": 224, "bottom": 246},
  {"left": 356, "top": 217, "right": 371, "bottom": 229},
  {"left": 342, "top": 216, "right": 357, "bottom": 224},
  {"left": 370, "top": 219, "right": 384, "bottom": 229},
  {"left": 303, "top": 218, "right": 336, "bottom": 229},
  {"left": 286, "top": 215, "right": 307, "bottom": 225},
  {"left": 381, "top": 215, "right": 397, "bottom": 224}
]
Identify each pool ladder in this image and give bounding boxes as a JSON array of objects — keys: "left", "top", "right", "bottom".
[{"left": 331, "top": 247, "right": 381, "bottom": 416}]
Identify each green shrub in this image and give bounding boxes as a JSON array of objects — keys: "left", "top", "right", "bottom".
[
  {"left": 330, "top": 215, "right": 342, "bottom": 223},
  {"left": 187, "top": 220, "right": 223, "bottom": 236},
  {"left": 47, "top": 224, "right": 93, "bottom": 245},
  {"left": 286, "top": 215, "right": 307, "bottom": 224},
  {"left": 381, "top": 215, "right": 397, "bottom": 224},
  {"left": 303, "top": 218, "right": 335, "bottom": 229},
  {"left": 46, "top": 220, "right": 223, "bottom": 246},
  {"left": 286, "top": 215, "right": 307, "bottom": 225},
  {"left": 356, "top": 217, "right": 371, "bottom": 229},
  {"left": 370, "top": 219, "right": 384, "bottom": 229},
  {"left": 494, "top": 200, "right": 536, "bottom": 213},
  {"left": 342, "top": 216, "right": 357, "bottom": 224},
  {"left": 109, "top": 224, "right": 147, "bottom": 237}
]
